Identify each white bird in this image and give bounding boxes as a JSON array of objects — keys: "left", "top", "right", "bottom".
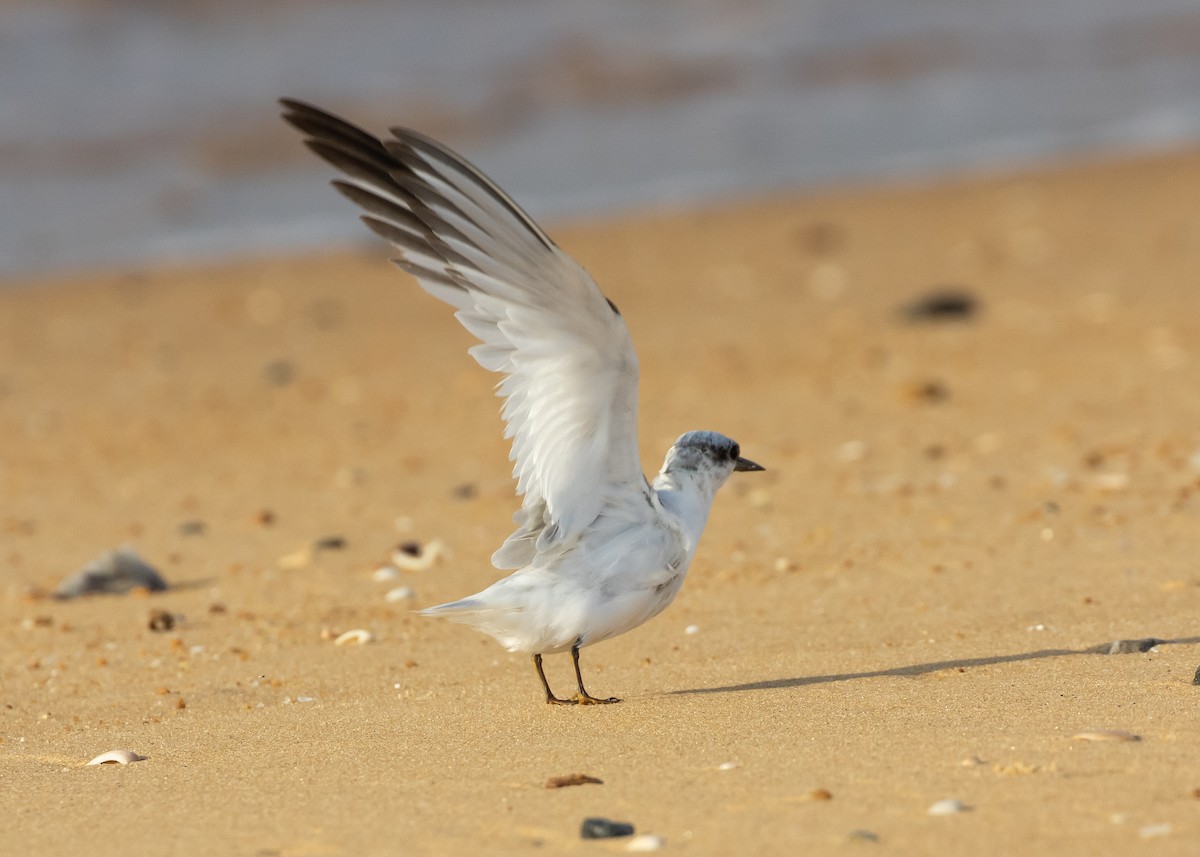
[{"left": 281, "top": 99, "right": 764, "bottom": 705}]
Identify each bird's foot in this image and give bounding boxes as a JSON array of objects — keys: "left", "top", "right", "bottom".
[
  {"left": 545, "top": 695, "right": 578, "bottom": 706},
  {"left": 573, "top": 693, "right": 621, "bottom": 705}
]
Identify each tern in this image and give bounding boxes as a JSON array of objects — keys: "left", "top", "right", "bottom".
[{"left": 281, "top": 99, "right": 764, "bottom": 705}]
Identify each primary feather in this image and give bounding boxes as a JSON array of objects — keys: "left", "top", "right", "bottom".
[{"left": 280, "top": 99, "right": 647, "bottom": 565}]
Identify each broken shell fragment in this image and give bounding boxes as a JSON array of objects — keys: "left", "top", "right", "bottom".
[
  {"left": 385, "top": 586, "right": 415, "bottom": 603},
  {"left": 927, "top": 798, "right": 969, "bottom": 816},
  {"left": 333, "top": 629, "right": 375, "bottom": 646},
  {"left": 390, "top": 539, "right": 445, "bottom": 571},
  {"left": 1072, "top": 729, "right": 1140, "bottom": 742},
  {"left": 626, "top": 834, "right": 666, "bottom": 852},
  {"left": 86, "top": 749, "right": 145, "bottom": 766}
]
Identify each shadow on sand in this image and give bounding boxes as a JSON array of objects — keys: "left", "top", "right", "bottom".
[{"left": 672, "top": 636, "right": 1200, "bottom": 696}]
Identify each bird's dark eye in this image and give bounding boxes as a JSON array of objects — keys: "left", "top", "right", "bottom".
[{"left": 730, "top": 443, "right": 740, "bottom": 461}]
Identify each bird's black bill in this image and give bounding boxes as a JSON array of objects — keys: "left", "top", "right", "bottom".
[{"left": 735, "top": 457, "right": 765, "bottom": 472}]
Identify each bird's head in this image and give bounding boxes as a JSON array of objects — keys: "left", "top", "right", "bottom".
[{"left": 662, "top": 430, "right": 765, "bottom": 493}]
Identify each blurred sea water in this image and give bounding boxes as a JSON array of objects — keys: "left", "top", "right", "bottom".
[{"left": 3, "top": 0, "right": 1200, "bottom": 280}]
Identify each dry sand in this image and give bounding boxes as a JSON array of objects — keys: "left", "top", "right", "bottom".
[{"left": 3, "top": 149, "right": 1200, "bottom": 855}]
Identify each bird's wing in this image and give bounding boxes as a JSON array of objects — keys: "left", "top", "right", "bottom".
[{"left": 281, "top": 99, "right": 648, "bottom": 566}]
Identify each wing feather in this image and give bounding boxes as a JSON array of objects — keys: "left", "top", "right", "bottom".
[{"left": 281, "top": 99, "right": 647, "bottom": 565}]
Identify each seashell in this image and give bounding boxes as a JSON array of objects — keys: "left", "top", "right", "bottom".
[
  {"left": 625, "top": 834, "right": 666, "bottom": 852},
  {"left": 86, "top": 749, "right": 144, "bottom": 766},
  {"left": 277, "top": 547, "right": 312, "bottom": 569},
  {"left": 927, "top": 798, "right": 969, "bottom": 816},
  {"left": 1139, "top": 823, "right": 1172, "bottom": 839},
  {"left": 1072, "top": 729, "right": 1140, "bottom": 742},
  {"left": 372, "top": 566, "right": 399, "bottom": 582},
  {"left": 333, "top": 629, "right": 374, "bottom": 646},
  {"left": 385, "top": 586, "right": 415, "bottom": 603},
  {"left": 390, "top": 539, "right": 445, "bottom": 571}
]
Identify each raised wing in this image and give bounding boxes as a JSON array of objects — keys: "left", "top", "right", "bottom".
[{"left": 280, "top": 99, "right": 647, "bottom": 566}]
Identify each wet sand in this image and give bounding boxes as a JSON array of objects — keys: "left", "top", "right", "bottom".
[{"left": 3, "top": 148, "right": 1200, "bottom": 855}]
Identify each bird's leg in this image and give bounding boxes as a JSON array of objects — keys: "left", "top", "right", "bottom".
[
  {"left": 533, "top": 653, "right": 576, "bottom": 705},
  {"left": 571, "top": 644, "right": 621, "bottom": 705}
]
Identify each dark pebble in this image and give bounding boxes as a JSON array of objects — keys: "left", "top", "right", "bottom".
[
  {"left": 901, "top": 288, "right": 979, "bottom": 322},
  {"left": 1192, "top": 665, "right": 1200, "bottom": 686},
  {"left": 451, "top": 482, "right": 478, "bottom": 500},
  {"left": 848, "top": 830, "right": 880, "bottom": 843},
  {"left": 580, "top": 818, "right": 635, "bottom": 840},
  {"left": 177, "top": 519, "right": 207, "bottom": 536},
  {"left": 1086, "top": 638, "right": 1164, "bottom": 655},
  {"left": 314, "top": 536, "right": 347, "bottom": 551},
  {"left": 54, "top": 548, "right": 169, "bottom": 599},
  {"left": 263, "top": 359, "right": 296, "bottom": 387},
  {"left": 148, "top": 609, "right": 175, "bottom": 632}
]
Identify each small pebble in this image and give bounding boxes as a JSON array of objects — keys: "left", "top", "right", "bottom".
[
  {"left": 55, "top": 548, "right": 168, "bottom": 598},
  {"left": 847, "top": 830, "right": 880, "bottom": 843},
  {"left": 176, "top": 519, "right": 207, "bottom": 536},
  {"left": 684, "top": 625, "right": 700, "bottom": 636},
  {"left": 625, "top": 834, "right": 666, "bottom": 852},
  {"left": 372, "top": 566, "right": 399, "bottom": 582},
  {"left": 900, "top": 288, "right": 979, "bottom": 323},
  {"left": 385, "top": 586, "right": 416, "bottom": 603},
  {"left": 451, "top": 482, "right": 478, "bottom": 500},
  {"left": 86, "top": 749, "right": 144, "bottom": 766},
  {"left": 1071, "top": 729, "right": 1140, "bottom": 742},
  {"left": 545, "top": 773, "right": 603, "bottom": 788},
  {"left": 1192, "top": 665, "right": 1200, "bottom": 686},
  {"left": 334, "top": 629, "right": 374, "bottom": 646},
  {"left": 314, "top": 536, "right": 347, "bottom": 551},
  {"left": 927, "top": 798, "right": 969, "bottom": 816},
  {"left": 581, "top": 818, "right": 635, "bottom": 840},
  {"left": 803, "top": 788, "right": 833, "bottom": 801},
  {"left": 262, "top": 359, "right": 296, "bottom": 386},
  {"left": 717, "top": 761, "right": 738, "bottom": 771},
  {"left": 147, "top": 609, "right": 175, "bottom": 632},
  {"left": 904, "top": 379, "right": 950, "bottom": 404}
]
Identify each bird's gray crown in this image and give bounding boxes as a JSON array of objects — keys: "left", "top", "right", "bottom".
[{"left": 671, "top": 431, "right": 742, "bottom": 466}]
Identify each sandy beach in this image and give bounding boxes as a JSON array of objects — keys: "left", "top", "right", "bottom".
[{"left": 3, "top": 147, "right": 1200, "bottom": 855}]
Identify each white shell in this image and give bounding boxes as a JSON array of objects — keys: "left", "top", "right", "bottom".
[
  {"left": 626, "top": 834, "right": 666, "bottom": 852},
  {"left": 390, "top": 540, "right": 445, "bottom": 571},
  {"left": 333, "top": 629, "right": 375, "bottom": 646},
  {"left": 86, "top": 749, "right": 144, "bottom": 766},
  {"left": 372, "top": 566, "right": 399, "bottom": 582},
  {"left": 927, "top": 798, "right": 968, "bottom": 816},
  {"left": 385, "top": 586, "right": 416, "bottom": 603}
]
